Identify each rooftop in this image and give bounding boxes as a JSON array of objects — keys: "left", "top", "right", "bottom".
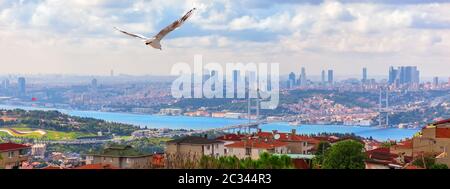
[
  {"left": 256, "top": 131, "right": 320, "bottom": 143},
  {"left": 0, "top": 142, "right": 30, "bottom": 152},
  {"left": 225, "top": 139, "right": 287, "bottom": 149},
  {"left": 216, "top": 134, "right": 246, "bottom": 141},
  {"left": 75, "top": 163, "right": 118, "bottom": 169},
  {"left": 167, "top": 136, "right": 224, "bottom": 145}
]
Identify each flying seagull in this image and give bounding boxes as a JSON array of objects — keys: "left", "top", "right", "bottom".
[{"left": 114, "top": 8, "right": 196, "bottom": 50}]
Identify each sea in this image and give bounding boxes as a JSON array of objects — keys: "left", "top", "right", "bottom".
[{"left": 0, "top": 104, "right": 419, "bottom": 141}]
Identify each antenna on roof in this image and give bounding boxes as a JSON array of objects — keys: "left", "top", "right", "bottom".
[{"left": 274, "top": 134, "right": 280, "bottom": 140}]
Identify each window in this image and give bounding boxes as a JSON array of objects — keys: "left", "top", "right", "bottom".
[
  {"left": 8, "top": 151, "right": 14, "bottom": 158},
  {"left": 206, "top": 145, "right": 210, "bottom": 150},
  {"left": 245, "top": 148, "right": 251, "bottom": 156}
]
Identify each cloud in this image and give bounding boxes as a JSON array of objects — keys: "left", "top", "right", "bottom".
[{"left": 0, "top": 0, "right": 449, "bottom": 77}]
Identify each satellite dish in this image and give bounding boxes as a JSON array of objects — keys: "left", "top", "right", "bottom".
[{"left": 274, "top": 133, "right": 280, "bottom": 140}]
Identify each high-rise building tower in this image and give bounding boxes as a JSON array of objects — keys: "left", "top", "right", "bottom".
[
  {"left": 288, "top": 72, "right": 296, "bottom": 89},
  {"left": 321, "top": 70, "right": 326, "bottom": 84},
  {"left": 91, "top": 78, "right": 98, "bottom": 88},
  {"left": 433, "top": 77, "right": 439, "bottom": 88},
  {"left": 328, "top": 70, "right": 334, "bottom": 85},
  {"left": 2, "top": 79, "right": 9, "bottom": 90},
  {"left": 18, "top": 77, "right": 26, "bottom": 96},
  {"left": 232, "top": 70, "right": 239, "bottom": 97},
  {"left": 388, "top": 66, "right": 420, "bottom": 86},
  {"left": 110, "top": 70, "right": 114, "bottom": 77},
  {"left": 362, "top": 67, "right": 367, "bottom": 83},
  {"left": 300, "top": 67, "right": 307, "bottom": 87},
  {"left": 388, "top": 66, "right": 397, "bottom": 84}
]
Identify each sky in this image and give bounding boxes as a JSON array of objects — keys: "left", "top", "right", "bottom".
[{"left": 0, "top": 0, "right": 449, "bottom": 77}]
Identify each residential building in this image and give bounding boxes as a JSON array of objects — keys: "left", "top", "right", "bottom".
[
  {"left": 256, "top": 130, "right": 319, "bottom": 154},
  {"left": 409, "top": 119, "right": 450, "bottom": 166},
  {"left": 225, "top": 138, "right": 288, "bottom": 159},
  {"left": 165, "top": 136, "right": 225, "bottom": 159},
  {"left": 159, "top": 108, "right": 183, "bottom": 116},
  {"left": 216, "top": 133, "right": 247, "bottom": 155},
  {"left": 31, "top": 143, "right": 46, "bottom": 159},
  {"left": 0, "top": 143, "right": 31, "bottom": 169},
  {"left": 84, "top": 145, "right": 153, "bottom": 169},
  {"left": 365, "top": 147, "right": 411, "bottom": 169}
]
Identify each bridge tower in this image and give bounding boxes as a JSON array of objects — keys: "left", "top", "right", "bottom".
[
  {"left": 245, "top": 89, "right": 261, "bottom": 133},
  {"left": 378, "top": 87, "right": 390, "bottom": 127}
]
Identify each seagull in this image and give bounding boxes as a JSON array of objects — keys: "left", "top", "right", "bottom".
[{"left": 114, "top": 8, "right": 196, "bottom": 50}]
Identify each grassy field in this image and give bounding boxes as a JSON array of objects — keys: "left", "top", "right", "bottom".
[{"left": 0, "top": 127, "right": 95, "bottom": 140}]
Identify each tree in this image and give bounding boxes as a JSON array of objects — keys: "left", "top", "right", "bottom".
[
  {"left": 312, "top": 141, "right": 331, "bottom": 169},
  {"left": 429, "top": 163, "right": 448, "bottom": 169},
  {"left": 412, "top": 155, "right": 448, "bottom": 169},
  {"left": 322, "top": 140, "right": 366, "bottom": 169},
  {"left": 412, "top": 155, "right": 436, "bottom": 169}
]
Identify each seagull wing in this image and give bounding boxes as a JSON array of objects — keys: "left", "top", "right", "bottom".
[
  {"left": 114, "top": 27, "right": 149, "bottom": 40},
  {"left": 153, "top": 8, "right": 196, "bottom": 41}
]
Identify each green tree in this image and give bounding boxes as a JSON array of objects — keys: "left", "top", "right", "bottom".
[
  {"left": 322, "top": 140, "right": 366, "bottom": 169},
  {"left": 429, "top": 163, "right": 448, "bottom": 169},
  {"left": 412, "top": 156, "right": 436, "bottom": 169},
  {"left": 312, "top": 141, "right": 331, "bottom": 169}
]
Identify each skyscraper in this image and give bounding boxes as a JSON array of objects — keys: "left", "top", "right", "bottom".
[
  {"left": 328, "top": 70, "right": 334, "bottom": 85},
  {"left": 300, "top": 67, "right": 307, "bottom": 87},
  {"left": 18, "top": 77, "right": 26, "bottom": 96},
  {"left": 110, "top": 70, "right": 114, "bottom": 77},
  {"left": 233, "top": 70, "right": 240, "bottom": 97},
  {"left": 388, "top": 66, "right": 397, "bottom": 84},
  {"left": 91, "top": 78, "right": 98, "bottom": 88},
  {"left": 433, "top": 77, "right": 439, "bottom": 88},
  {"left": 388, "top": 66, "right": 420, "bottom": 85},
  {"left": 362, "top": 67, "right": 367, "bottom": 83},
  {"left": 2, "top": 79, "right": 9, "bottom": 90},
  {"left": 288, "top": 72, "right": 296, "bottom": 89},
  {"left": 321, "top": 70, "right": 326, "bottom": 84}
]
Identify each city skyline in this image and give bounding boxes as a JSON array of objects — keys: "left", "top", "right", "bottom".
[{"left": 0, "top": 0, "right": 449, "bottom": 77}]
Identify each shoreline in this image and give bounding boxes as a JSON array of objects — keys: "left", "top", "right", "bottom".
[{"left": 0, "top": 103, "right": 417, "bottom": 130}]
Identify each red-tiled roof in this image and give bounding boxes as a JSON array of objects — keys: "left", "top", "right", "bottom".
[
  {"left": 393, "top": 139, "right": 413, "bottom": 149},
  {"left": 216, "top": 134, "right": 246, "bottom": 141},
  {"left": 312, "top": 136, "right": 340, "bottom": 143},
  {"left": 0, "top": 143, "right": 30, "bottom": 152},
  {"left": 256, "top": 132, "right": 319, "bottom": 143},
  {"left": 74, "top": 163, "right": 118, "bottom": 169},
  {"left": 404, "top": 165, "right": 425, "bottom": 169},
  {"left": 225, "top": 139, "right": 287, "bottom": 149},
  {"left": 433, "top": 118, "right": 450, "bottom": 125},
  {"left": 42, "top": 166, "right": 65, "bottom": 169},
  {"left": 292, "top": 159, "right": 310, "bottom": 169},
  {"left": 436, "top": 128, "right": 450, "bottom": 138},
  {"left": 366, "top": 147, "right": 400, "bottom": 167},
  {"left": 366, "top": 147, "right": 398, "bottom": 161}
]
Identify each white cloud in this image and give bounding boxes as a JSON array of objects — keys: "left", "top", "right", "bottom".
[{"left": 0, "top": 0, "right": 449, "bottom": 77}]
